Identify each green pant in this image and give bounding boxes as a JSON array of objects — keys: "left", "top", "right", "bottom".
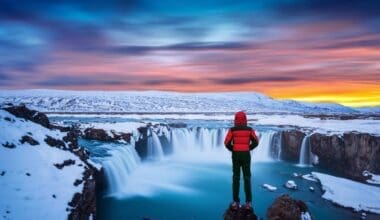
[{"left": 232, "top": 151, "right": 252, "bottom": 203}]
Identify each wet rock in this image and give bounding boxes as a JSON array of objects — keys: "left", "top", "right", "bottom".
[
  {"left": 267, "top": 194, "right": 312, "bottom": 220},
  {"left": 281, "top": 130, "right": 305, "bottom": 162},
  {"left": 310, "top": 132, "right": 380, "bottom": 181},
  {"left": 20, "top": 135, "right": 39, "bottom": 146},
  {"left": 83, "top": 128, "right": 113, "bottom": 141},
  {"left": 2, "top": 142, "right": 16, "bottom": 149},
  {"left": 168, "top": 122, "right": 187, "bottom": 128},
  {"left": 3, "top": 104, "right": 50, "bottom": 128},
  {"left": 223, "top": 205, "right": 258, "bottom": 220},
  {"left": 54, "top": 159, "right": 76, "bottom": 169},
  {"left": 82, "top": 127, "right": 132, "bottom": 143},
  {"left": 45, "top": 135, "right": 66, "bottom": 149}
]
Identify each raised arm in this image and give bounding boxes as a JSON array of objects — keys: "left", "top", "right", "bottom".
[{"left": 224, "top": 129, "right": 233, "bottom": 151}]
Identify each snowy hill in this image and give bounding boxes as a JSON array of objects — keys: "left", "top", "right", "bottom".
[
  {"left": 0, "top": 89, "right": 357, "bottom": 114},
  {"left": 0, "top": 108, "right": 91, "bottom": 219}
]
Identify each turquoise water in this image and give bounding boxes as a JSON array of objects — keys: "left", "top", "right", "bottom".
[
  {"left": 59, "top": 116, "right": 378, "bottom": 220},
  {"left": 96, "top": 158, "right": 364, "bottom": 220}
]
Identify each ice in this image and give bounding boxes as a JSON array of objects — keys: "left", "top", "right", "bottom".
[
  {"left": 302, "top": 174, "right": 318, "bottom": 182},
  {"left": 262, "top": 183, "right": 277, "bottom": 191},
  {"left": 312, "top": 172, "right": 380, "bottom": 214},
  {"left": 285, "top": 180, "right": 297, "bottom": 189}
]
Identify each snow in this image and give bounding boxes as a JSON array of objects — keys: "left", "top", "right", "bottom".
[
  {"left": 362, "top": 170, "right": 380, "bottom": 185},
  {"left": 285, "top": 180, "right": 297, "bottom": 189},
  {"left": 312, "top": 172, "right": 380, "bottom": 214},
  {"left": 262, "top": 183, "right": 277, "bottom": 191},
  {"left": 79, "top": 121, "right": 146, "bottom": 136},
  {"left": 0, "top": 89, "right": 356, "bottom": 114},
  {"left": 301, "top": 212, "right": 312, "bottom": 220},
  {"left": 48, "top": 113, "right": 380, "bottom": 135},
  {"left": 302, "top": 174, "right": 318, "bottom": 182},
  {"left": 0, "top": 110, "right": 85, "bottom": 219}
]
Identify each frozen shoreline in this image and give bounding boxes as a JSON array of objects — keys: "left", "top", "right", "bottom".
[{"left": 312, "top": 172, "right": 380, "bottom": 214}]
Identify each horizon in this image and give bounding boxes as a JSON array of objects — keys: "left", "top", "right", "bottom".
[
  {"left": 1, "top": 88, "right": 378, "bottom": 109},
  {"left": 1, "top": 1, "right": 380, "bottom": 107}
]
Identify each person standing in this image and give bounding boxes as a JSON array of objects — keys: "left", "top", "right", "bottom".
[{"left": 224, "top": 111, "right": 259, "bottom": 210}]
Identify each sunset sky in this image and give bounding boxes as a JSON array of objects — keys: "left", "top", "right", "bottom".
[{"left": 0, "top": 0, "right": 379, "bottom": 107}]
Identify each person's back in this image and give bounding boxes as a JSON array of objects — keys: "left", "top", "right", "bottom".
[{"left": 224, "top": 111, "right": 259, "bottom": 211}]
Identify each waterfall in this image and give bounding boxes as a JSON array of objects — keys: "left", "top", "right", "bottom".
[
  {"left": 99, "top": 126, "right": 284, "bottom": 198},
  {"left": 298, "top": 135, "right": 312, "bottom": 166},
  {"left": 252, "top": 130, "right": 277, "bottom": 162},
  {"left": 147, "top": 129, "right": 164, "bottom": 160},
  {"left": 102, "top": 145, "right": 141, "bottom": 196}
]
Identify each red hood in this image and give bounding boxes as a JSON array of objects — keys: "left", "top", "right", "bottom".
[{"left": 234, "top": 111, "right": 247, "bottom": 126}]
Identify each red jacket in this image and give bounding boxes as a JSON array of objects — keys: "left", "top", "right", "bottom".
[{"left": 224, "top": 111, "right": 259, "bottom": 152}]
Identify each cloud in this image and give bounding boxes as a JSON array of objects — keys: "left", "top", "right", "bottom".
[
  {"left": 108, "top": 41, "right": 251, "bottom": 55},
  {"left": 209, "top": 76, "right": 298, "bottom": 85},
  {"left": 33, "top": 75, "right": 129, "bottom": 86}
]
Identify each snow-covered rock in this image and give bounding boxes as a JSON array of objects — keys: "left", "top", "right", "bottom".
[
  {"left": 362, "top": 170, "right": 380, "bottom": 185},
  {"left": 0, "top": 89, "right": 357, "bottom": 114},
  {"left": 285, "top": 180, "right": 297, "bottom": 190},
  {"left": 262, "top": 183, "right": 277, "bottom": 191},
  {"left": 0, "top": 108, "right": 95, "bottom": 219},
  {"left": 302, "top": 174, "right": 318, "bottom": 182},
  {"left": 312, "top": 172, "right": 380, "bottom": 214}
]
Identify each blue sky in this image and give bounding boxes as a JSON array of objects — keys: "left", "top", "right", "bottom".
[{"left": 1, "top": 0, "right": 380, "bottom": 106}]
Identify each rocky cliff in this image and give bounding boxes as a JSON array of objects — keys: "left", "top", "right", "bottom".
[
  {"left": 281, "top": 129, "right": 380, "bottom": 182},
  {"left": 310, "top": 132, "right": 380, "bottom": 181}
]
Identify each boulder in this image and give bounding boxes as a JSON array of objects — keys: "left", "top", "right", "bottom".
[
  {"left": 223, "top": 206, "right": 258, "bottom": 220},
  {"left": 3, "top": 104, "right": 50, "bottom": 128},
  {"left": 267, "top": 194, "right": 312, "bottom": 220}
]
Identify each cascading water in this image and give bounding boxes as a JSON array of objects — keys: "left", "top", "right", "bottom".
[
  {"left": 147, "top": 129, "right": 164, "bottom": 160},
  {"left": 100, "top": 126, "right": 282, "bottom": 197},
  {"left": 102, "top": 145, "right": 141, "bottom": 196},
  {"left": 251, "top": 130, "right": 277, "bottom": 162},
  {"left": 298, "top": 135, "right": 313, "bottom": 166}
]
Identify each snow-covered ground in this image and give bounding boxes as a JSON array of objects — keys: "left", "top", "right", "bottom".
[
  {"left": 312, "top": 172, "right": 380, "bottom": 214},
  {"left": 79, "top": 121, "right": 146, "bottom": 137},
  {"left": 0, "top": 110, "right": 85, "bottom": 219},
  {"left": 0, "top": 89, "right": 357, "bottom": 114},
  {"left": 49, "top": 113, "right": 380, "bottom": 135}
]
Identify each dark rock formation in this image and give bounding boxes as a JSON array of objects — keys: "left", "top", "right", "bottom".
[
  {"left": 2, "top": 142, "right": 16, "bottom": 149},
  {"left": 44, "top": 135, "right": 66, "bottom": 149},
  {"left": 54, "top": 159, "right": 76, "bottom": 169},
  {"left": 20, "top": 135, "right": 39, "bottom": 145},
  {"left": 310, "top": 132, "right": 380, "bottom": 181},
  {"left": 135, "top": 127, "right": 149, "bottom": 158},
  {"left": 267, "top": 194, "right": 311, "bottom": 220},
  {"left": 223, "top": 206, "right": 258, "bottom": 220},
  {"left": 3, "top": 104, "right": 50, "bottom": 128},
  {"left": 82, "top": 127, "right": 131, "bottom": 143},
  {"left": 281, "top": 130, "right": 305, "bottom": 162},
  {"left": 168, "top": 122, "right": 187, "bottom": 128},
  {"left": 68, "top": 166, "right": 97, "bottom": 220}
]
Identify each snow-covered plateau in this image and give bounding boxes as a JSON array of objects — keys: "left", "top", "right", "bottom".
[{"left": 0, "top": 89, "right": 360, "bottom": 114}]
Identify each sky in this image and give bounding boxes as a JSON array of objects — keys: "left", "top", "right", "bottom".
[{"left": 0, "top": 0, "right": 380, "bottom": 107}]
